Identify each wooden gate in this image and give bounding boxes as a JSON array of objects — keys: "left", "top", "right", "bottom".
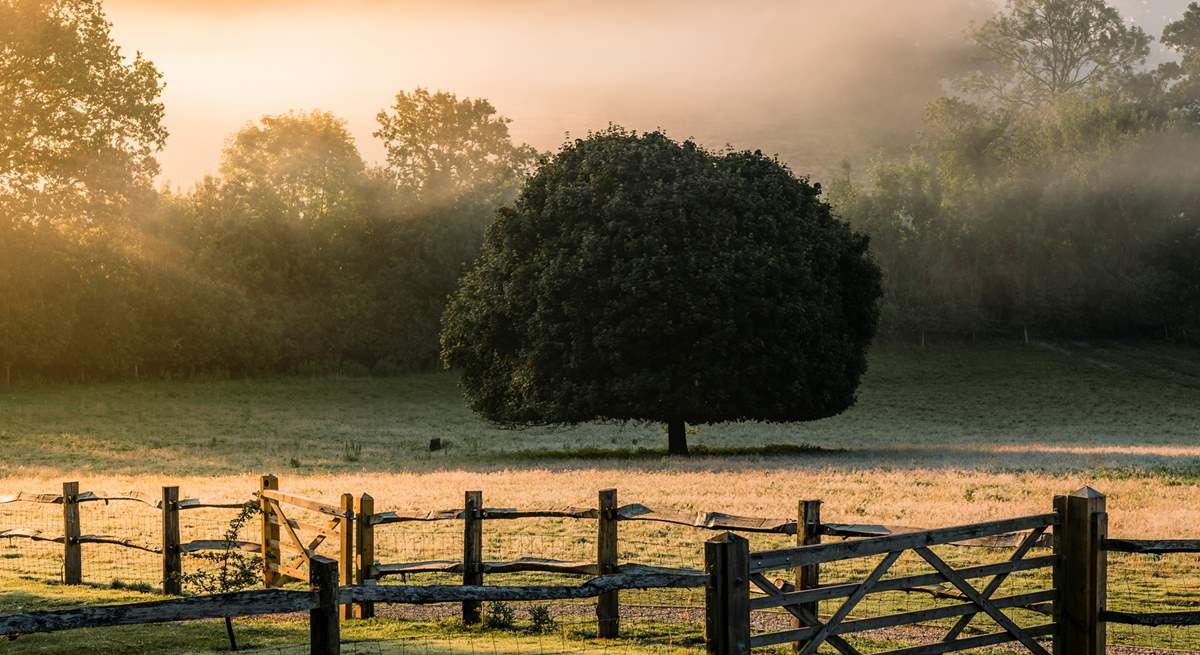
[
  {"left": 705, "top": 492, "right": 1109, "bottom": 655},
  {"left": 258, "top": 475, "right": 355, "bottom": 619}
]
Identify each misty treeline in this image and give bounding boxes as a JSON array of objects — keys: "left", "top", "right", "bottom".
[
  {"left": 3, "top": 0, "right": 1200, "bottom": 384},
  {"left": 1, "top": 1, "right": 535, "bottom": 381},
  {"left": 830, "top": 0, "right": 1200, "bottom": 342}
]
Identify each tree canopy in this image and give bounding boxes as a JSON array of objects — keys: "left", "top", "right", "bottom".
[{"left": 441, "top": 128, "right": 882, "bottom": 454}]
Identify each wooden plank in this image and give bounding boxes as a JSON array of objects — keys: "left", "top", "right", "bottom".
[
  {"left": 750, "top": 513, "right": 1056, "bottom": 572},
  {"left": 874, "top": 624, "right": 1056, "bottom": 655},
  {"left": 354, "top": 493, "right": 375, "bottom": 619},
  {"left": 597, "top": 488, "right": 619, "bottom": 638},
  {"left": 484, "top": 507, "right": 599, "bottom": 520},
  {"left": 310, "top": 556, "right": 340, "bottom": 655},
  {"left": 369, "top": 509, "right": 461, "bottom": 525},
  {"left": 944, "top": 525, "right": 1047, "bottom": 641},
  {"left": 752, "top": 555, "right": 1055, "bottom": 610},
  {"left": 62, "top": 482, "right": 81, "bottom": 585},
  {"left": 373, "top": 557, "right": 598, "bottom": 577},
  {"left": 179, "top": 540, "right": 259, "bottom": 554},
  {"left": 794, "top": 500, "right": 821, "bottom": 655},
  {"left": 753, "top": 591, "right": 1055, "bottom": 645},
  {"left": 1103, "top": 539, "right": 1200, "bottom": 554},
  {"left": 0, "top": 589, "right": 316, "bottom": 636},
  {"left": 797, "top": 550, "right": 901, "bottom": 655},
  {"left": 705, "top": 532, "right": 751, "bottom": 655},
  {"left": 177, "top": 499, "right": 257, "bottom": 510},
  {"left": 260, "top": 475, "right": 281, "bottom": 588},
  {"left": 914, "top": 546, "right": 1050, "bottom": 655},
  {"left": 338, "top": 493, "right": 354, "bottom": 621},
  {"left": 266, "top": 514, "right": 340, "bottom": 540},
  {"left": 1101, "top": 610, "right": 1200, "bottom": 626},
  {"left": 748, "top": 573, "right": 861, "bottom": 655},
  {"left": 344, "top": 568, "right": 707, "bottom": 605},
  {"left": 267, "top": 561, "right": 311, "bottom": 582},
  {"left": 270, "top": 500, "right": 312, "bottom": 560},
  {"left": 162, "top": 486, "right": 182, "bottom": 595},
  {"left": 620, "top": 503, "right": 795, "bottom": 534},
  {"left": 463, "top": 490, "right": 483, "bottom": 625},
  {"left": 259, "top": 489, "right": 345, "bottom": 517}
]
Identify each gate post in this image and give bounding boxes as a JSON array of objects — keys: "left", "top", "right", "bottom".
[
  {"left": 62, "top": 481, "right": 81, "bottom": 585},
  {"left": 597, "top": 488, "right": 619, "bottom": 638},
  {"left": 310, "top": 555, "right": 341, "bottom": 655},
  {"left": 338, "top": 493, "right": 355, "bottom": 621},
  {"left": 1055, "top": 487, "right": 1106, "bottom": 655},
  {"left": 463, "top": 490, "right": 483, "bottom": 625},
  {"left": 354, "top": 493, "right": 375, "bottom": 619},
  {"left": 794, "top": 499, "right": 821, "bottom": 654},
  {"left": 162, "top": 485, "right": 182, "bottom": 595},
  {"left": 706, "top": 532, "right": 750, "bottom": 655},
  {"left": 260, "top": 474, "right": 280, "bottom": 588}
]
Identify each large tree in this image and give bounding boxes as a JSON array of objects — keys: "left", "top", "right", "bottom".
[
  {"left": 374, "top": 88, "right": 538, "bottom": 205},
  {"left": 1160, "top": 2, "right": 1200, "bottom": 126},
  {"left": 961, "top": 0, "right": 1150, "bottom": 110},
  {"left": 0, "top": 0, "right": 166, "bottom": 229},
  {"left": 441, "top": 128, "right": 882, "bottom": 455}
]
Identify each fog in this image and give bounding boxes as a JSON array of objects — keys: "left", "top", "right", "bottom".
[{"left": 104, "top": 0, "right": 1009, "bottom": 185}]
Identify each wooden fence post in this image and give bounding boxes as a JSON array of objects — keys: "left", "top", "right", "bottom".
[
  {"left": 794, "top": 499, "right": 821, "bottom": 654},
  {"left": 1055, "top": 487, "right": 1106, "bottom": 655},
  {"left": 705, "top": 532, "right": 750, "bottom": 655},
  {"left": 463, "top": 490, "right": 483, "bottom": 625},
  {"left": 62, "top": 481, "right": 81, "bottom": 585},
  {"left": 339, "top": 493, "right": 355, "bottom": 621},
  {"left": 354, "top": 493, "right": 375, "bottom": 619},
  {"left": 597, "top": 488, "right": 619, "bottom": 638},
  {"left": 162, "top": 486, "right": 182, "bottom": 595},
  {"left": 260, "top": 474, "right": 280, "bottom": 588},
  {"left": 310, "top": 555, "right": 341, "bottom": 655}
]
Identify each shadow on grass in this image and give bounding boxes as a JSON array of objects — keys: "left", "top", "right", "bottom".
[{"left": 506, "top": 443, "right": 845, "bottom": 461}]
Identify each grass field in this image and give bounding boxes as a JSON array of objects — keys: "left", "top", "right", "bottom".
[{"left": 2, "top": 340, "right": 1200, "bottom": 653}]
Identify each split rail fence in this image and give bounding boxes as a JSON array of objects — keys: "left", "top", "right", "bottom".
[{"left": 3, "top": 482, "right": 1200, "bottom": 655}]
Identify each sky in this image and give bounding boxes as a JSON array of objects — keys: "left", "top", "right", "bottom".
[{"left": 103, "top": 0, "right": 1193, "bottom": 187}]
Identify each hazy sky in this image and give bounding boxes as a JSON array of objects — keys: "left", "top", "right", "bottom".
[{"left": 104, "top": 0, "right": 1192, "bottom": 186}]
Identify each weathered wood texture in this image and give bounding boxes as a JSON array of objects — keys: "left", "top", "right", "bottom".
[
  {"left": 706, "top": 533, "right": 751, "bottom": 655},
  {"left": 462, "top": 490, "right": 483, "bottom": 625},
  {"left": 619, "top": 504, "right": 794, "bottom": 534},
  {"left": 161, "top": 486, "right": 182, "bottom": 595},
  {"left": 354, "top": 493, "right": 375, "bottom": 619},
  {"left": 874, "top": 623, "right": 1056, "bottom": 655},
  {"left": 793, "top": 500, "right": 820, "bottom": 655},
  {"left": 1101, "top": 610, "right": 1200, "bottom": 626},
  {"left": 310, "top": 556, "right": 340, "bottom": 655},
  {"left": 1103, "top": 539, "right": 1200, "bottom": 554},
  {"left": 750, "top": 513, "right": 1056, "bottom": 573},
  {"left": 1056, "top": 488, "right": 1106, "bottom": 655},
  {"left": 373, "top": 557, "right": 598, "bottom": 577},
  {"left": 260, "top": 475, "right": 281, "bottom": 588},
  {"left": 338, "top": 493, "right": 354, "bottom": 621},
  {"left": 179, "top": 539, "right": 259, "bottom": 554},
  {"left": 0, "top": 528, "right": 161, "bottom": 553},
  {"left": 62, "top": 481, "right": 81, "bottom": 585},
  {"left": 0, "top": 589, "right": 316, "bottom": 636},
  {"left": 343, "top": 567, "right": 706, "bottom": 605},
  {"left": 259, "top": 489, "right": 346, "bottom": 517},
  {"left": 597, "top": 488, "right": 619, "bottom": 638}
]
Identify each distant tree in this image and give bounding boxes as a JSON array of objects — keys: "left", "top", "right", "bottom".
[
  {"left": 961, "top": 0, "right": 1150, "bottom": 110},
  {"left": 374, "top": 88, "right": 539, "bottom": 204},
  {"left": 0, "top": 0, "right": 166, "bottom": 229},
  {"left": 1160, "top": 2, "right": 1200, "bottom": 126},
  {"left": 441, "top": 128, "right": 882, "bottom": 455}
]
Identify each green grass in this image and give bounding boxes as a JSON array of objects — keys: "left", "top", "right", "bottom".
[
  {"left": 1, "top": 340, "right": 1199, "bottom": 475},
  {"left": 2, "top": 340, "right": 1200, "bottom": 653}
]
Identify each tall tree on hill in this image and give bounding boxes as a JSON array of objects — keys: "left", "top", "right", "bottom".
[
  {"left": 961, "top": 0, "right": 1151, "bottom": 110},
  {"left": 441, "top": 128, "right": 882, "bottom": 455},
  {"left": 1160, "top": 2, "right": 1200, "bottom": 126}
]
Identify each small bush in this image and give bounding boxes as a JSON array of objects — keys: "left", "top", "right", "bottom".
[
  {"left": 528, "top": 605, "right": 557, "bottom": 633},
  {"left": 342, "top": 439, "right": 363, "bottom": 462},
  {"left": 484, "top": 601, "right": 516, "bottom": 630}
]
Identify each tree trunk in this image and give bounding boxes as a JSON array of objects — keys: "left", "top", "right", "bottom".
[
  {"left": 667, "top": 420, "right": 688, "bottom": 456},
  {"left": 225, "top": 616, "right": 238, "bottom": 651}
]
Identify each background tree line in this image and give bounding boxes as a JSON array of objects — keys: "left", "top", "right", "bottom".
[
  {"left": 829, "top": 0, "right": 1200, "bottom": 343},
  {"left": 4, "top": 0, "right": 1200, "bottom": 384}
]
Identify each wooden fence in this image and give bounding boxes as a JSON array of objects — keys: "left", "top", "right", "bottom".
[{"left": 704, "top": 487, "right": 1200, "bottom": 655}]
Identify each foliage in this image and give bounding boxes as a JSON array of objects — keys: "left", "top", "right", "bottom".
[
  {"left": 0, "top": 0, "right": 165, "bottom": 230},
  {"left": 178, "top": 503, "right": 261, "bottom": 596},
  {"left": 960, "top": 0, "right": 1150, "bottom": 110},
  {"left": 483, "top": 601, "right": 516, "bottom": 630},
  {"left": 441, "top": 127, "right": 882, "bottom": 454},
  {"left": 527, "top": 605, "right": 557, "bottom": 633}
]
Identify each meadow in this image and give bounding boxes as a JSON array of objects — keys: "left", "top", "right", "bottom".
[{"left": 2, "top": 340, "right": 1200, "bottom": 653}]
